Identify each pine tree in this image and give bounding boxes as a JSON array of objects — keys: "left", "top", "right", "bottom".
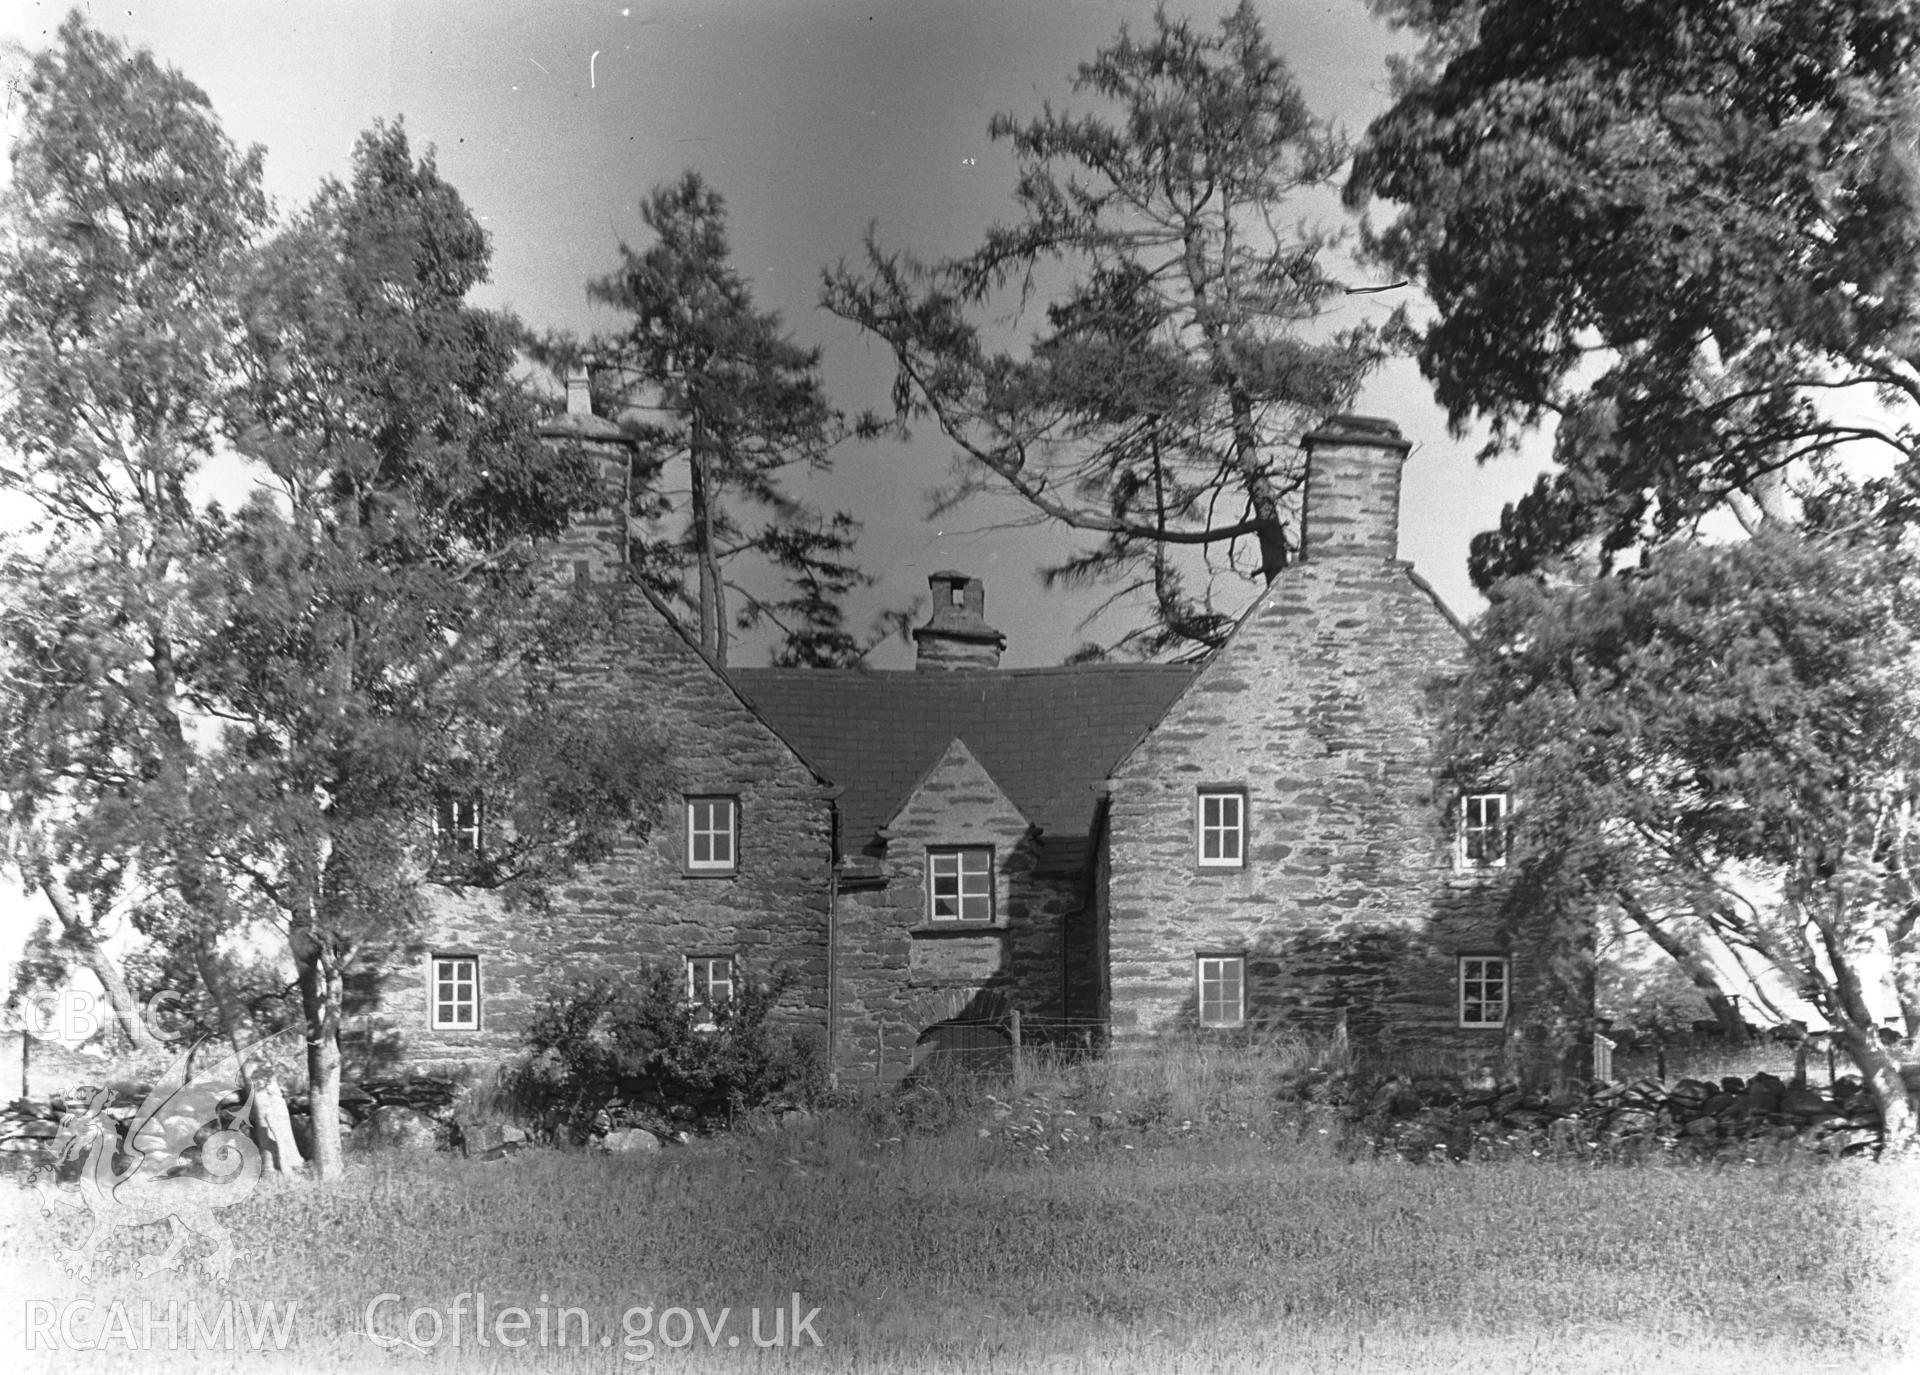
[
  {"left": 824, "top": 2, "right": 1384, "bottom": 657},
  {"left": 569, "top": 171, "right": 871, "bottom": 668}
]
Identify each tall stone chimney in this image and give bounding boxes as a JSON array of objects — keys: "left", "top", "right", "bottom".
[
  {"left": 538, "top": 365, "right": 634, "bottom": 584},
  {"left": 1298, "top": 415, "right": 1412, "bottom": 563},
  {"left": 912, "top": 571, "right": 1006, "bottom": 671}
]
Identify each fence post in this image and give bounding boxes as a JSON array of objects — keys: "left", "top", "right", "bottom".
[{"left": 1009, "top": 1009, "right": 1024, "bottom": 1089}]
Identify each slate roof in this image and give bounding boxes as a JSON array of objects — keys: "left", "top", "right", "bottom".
[{"left": 728, "top": 665, "right": 1198, "bottom": 870}]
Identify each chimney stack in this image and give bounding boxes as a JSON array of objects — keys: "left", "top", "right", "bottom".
[
  {"left": 566, "top": 365, "right": 593, "bottom": 417},
  {"left": 1298, "top": 415, "right": 1411, "bottom": 563},
  {"left": 538, "top": 365, "right": 633, "bottom": 583},
  {"left": 912, "top": 572, "right": 1006, "bottom": 671}
]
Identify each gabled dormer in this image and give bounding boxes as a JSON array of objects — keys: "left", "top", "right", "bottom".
[{"left": 880, "top": 738, "right": 1033, "bottom": 933}]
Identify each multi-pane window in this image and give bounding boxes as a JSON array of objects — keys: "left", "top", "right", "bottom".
[
  {"left": 431, "top": 956, "right": 479, "bottom": 1030},
  {"left": 927, "top": 848, "right": 994, "bottom": 923},
  {"left": 433, "top": 796, "right": 483, "bottom": 855},
  {"left": 686, "top": 797, "right": 737, "bottom": 872},
  {"left": 1458, "top": 792, "right": 1510, "bottom": 868},
  {"left": 1196, "top": 789, "right": 1246, "bottom": 869},
  {"left": 1459, "top": 956, "right": 1509, "bottom": 1027},
  {"left": 1196, "top": 955, "right": 1246, "bottom": 1028},
  {"left": 687, "top": 955, "right": 734, "bottom": 1028}
]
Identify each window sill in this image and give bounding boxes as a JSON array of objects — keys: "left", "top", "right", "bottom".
[
  {"left": 909, "top": 921, "right": 1007, "bottom": 936},
  {"left": 681, "top": 867, "right": 740, "bottom": 880},
  {"left": 1445, "top": 867, "right": 1509, "bottom": 885}
]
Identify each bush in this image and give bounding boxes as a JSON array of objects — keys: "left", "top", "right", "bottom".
[{"left": 513, "top": 963, "right": 821, "bottom": 1137}]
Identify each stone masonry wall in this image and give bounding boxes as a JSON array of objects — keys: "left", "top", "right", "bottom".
[
  {"left": 363, "top": 438, "right": 835, "bottom": 1073},
  {"left": 833, "top": 740, "right": 1078, "bottom": 1085},
  {"left": 1107, "top": 556, "right": 1507, "bottom": 1051},
  {"left": 1101, "top": 448, "right": 1587, "bottom": 1070}
]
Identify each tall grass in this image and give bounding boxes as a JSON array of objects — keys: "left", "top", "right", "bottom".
[
  {"left": 2, "top": 1038, "right": 1913, "bottom": 1374},
  {"left": 1006, "top": 1031, "right": 1338, "bottom": 1131}
]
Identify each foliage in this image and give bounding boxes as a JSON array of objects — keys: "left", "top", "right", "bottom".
[
  {"left": 1592, "top": 923, "right": 1719, "bottom": 1034},
  {"left": 444, "top": 707, "right": 671, "bottom": 898},
  {"left": 1348, "top": 0, "right": 1920, "bottom": 587},
  {"left": 195, "top": 120, "right": 670, "bottom": 1178},
  {"left": 1444, "top": 512, "right": 1920, "bottom": 1145},
  {"left": 119, "top": 942, "right": 300, "bottom": 1049},
  {"left": 0, "top": 19, "right": 677, "bottom": 1180},
  {"left": 0, "top": 11, "right": 274, "bottom": 1046},
  {"left": 824, "top": 1, "right": 1385, "bottom": 658},
  {"left": 518, "top": 963, "right": 821, "bottom": 1132},
  {"left": 552, "top": 170, "right": 873, "bottom": 667}
]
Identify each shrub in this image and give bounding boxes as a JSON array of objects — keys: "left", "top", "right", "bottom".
[{"left": 513, "top": 963, "right": 821, "bottom": 1136}]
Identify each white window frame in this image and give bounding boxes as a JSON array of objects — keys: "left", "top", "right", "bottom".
[
  {"left": 1458, "top": 791, "right": 1510, "bottom": 869},
  {"left": 926, "top": 847, "right": 994, "bottom": 923},
  {"left": 430, "top": 955, "right": 479, "bottom": 1031},
  {"left": 1459, "top": 955, "right": 1509, "bottom": 1028},
  {"left": 685, "top": 796, "right": 738, "bottom": 873},
  {"left": 433, "top": 795, "right": 483, "bottom": 855},
  {"left": 1196, "top": 789, "right": 1246, "bottom": 869},
  {"left": 687, "top": 955, "right": 734, "bottom": 1030},
  {"left": 1196, "top": 955, "right": 1246, "bottom": 1029}
]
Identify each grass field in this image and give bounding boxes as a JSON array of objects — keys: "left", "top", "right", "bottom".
[{"left": 2, "top": 1045, "right": 1914, "bottom": 1374}]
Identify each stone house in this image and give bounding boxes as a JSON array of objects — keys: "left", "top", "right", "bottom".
[
  {"left": 372, "top": 384, "right": 1588, "bottom": 1084},
  {"left": 372, "top": 383, "right": 838, "bottom": 1069},
  {"left": 1100, "top": 417, "right": 1580, "bottom": 1076}
]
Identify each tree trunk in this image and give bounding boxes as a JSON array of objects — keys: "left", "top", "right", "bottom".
[
  {"left": 296, "top": 943, "right": 346, "bottom": 1182},
  {"left": 1617, "top": 893, "right": 1747, "bottom": 1039},
  {"left": 1226, "top": 384, "right": 1289, "bottom": 582},
  {"left": 1838, "top": 1021, "right": 1918, "bottom": 1154},
  {"left": 35, "top": 869, "right": 154, "bottom": 1052},
  {"left": 1183, "top": 236, "right": 1289, "bottom": 585},
  {"left": 689, "top": 421, "right": 727, "bottom": 666},
  {"left": 190, "top": 941, "right": 305, "bottom": 1176},
  {"left": 1825, "top": 941, "right": 1919, "bottom": 1154}
]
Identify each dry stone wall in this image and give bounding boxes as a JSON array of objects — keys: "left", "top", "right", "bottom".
[{"left": 1281, "top": 1066, "right": 1899, "bottom": 1161}]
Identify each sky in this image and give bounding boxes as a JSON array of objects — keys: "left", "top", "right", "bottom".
[{"left": 2, "top": 0, "right": 1554, "bottom": 673}]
